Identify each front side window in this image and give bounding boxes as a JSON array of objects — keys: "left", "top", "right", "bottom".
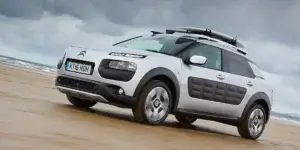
[
  {"left": 179, "top": 43, "right": 222, "bottom": 70},
  {"left": 114, "top": 35, "right": 195, "bottom": 55},
  {"left": 222, "top": 50, "right": 255, "bottom": 78}
]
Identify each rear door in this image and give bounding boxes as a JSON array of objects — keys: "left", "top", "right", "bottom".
[
  {"left": 178, "top": 43, "right": 257, "bottom": 118},
  {"left": 178, "top": 43, "right": 230, "bottom": 115},
  {"left": 220, "top": 50, "right": 257, "bottom": 117}
]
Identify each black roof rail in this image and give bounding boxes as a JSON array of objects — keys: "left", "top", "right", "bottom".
[{"left": 237, "top": 49, "right": 247, "bottom": 55}]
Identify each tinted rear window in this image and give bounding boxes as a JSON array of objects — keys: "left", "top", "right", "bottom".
[{"left": 222, "top": 50, "right": 255, "bottom": 78}]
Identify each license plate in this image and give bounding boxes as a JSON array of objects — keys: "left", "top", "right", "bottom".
[{"left": 65, "top": 61, "right": 92, "bottom": 75}]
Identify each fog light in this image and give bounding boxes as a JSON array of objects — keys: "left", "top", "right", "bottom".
[{"left": 118, "top": 88, "right": 124, "bottom": 95}]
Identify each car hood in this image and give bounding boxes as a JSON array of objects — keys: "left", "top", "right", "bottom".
[{"left": 69, "top": 45, "right": 158, "bottom": 56}]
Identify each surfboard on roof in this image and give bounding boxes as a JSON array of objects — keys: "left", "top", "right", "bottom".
[{"left": 176, "top": 27, "right": 246, "bottom": 49}]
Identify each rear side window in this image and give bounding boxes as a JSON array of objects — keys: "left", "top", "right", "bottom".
[
  {"left": 248, "top": 61, "right": 265, "bottom": 79},
  {"left": 222, "top": 50, "right": 255, "bottom": 78}
]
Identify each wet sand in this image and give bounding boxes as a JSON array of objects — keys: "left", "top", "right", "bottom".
[{"left": 0, "top": 63, "right": 300, "bottom": 150}]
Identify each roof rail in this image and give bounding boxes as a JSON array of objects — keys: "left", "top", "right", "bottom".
[
  {"left": 170, "top": 27, "right": 246, "bottom": 49},
  {"left": 237, "top": 48, "right": 248, "bottom": 55}
]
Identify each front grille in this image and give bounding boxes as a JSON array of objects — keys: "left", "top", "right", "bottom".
[{"left": 56, "top": 76, "right": 99, "bottom": 94}]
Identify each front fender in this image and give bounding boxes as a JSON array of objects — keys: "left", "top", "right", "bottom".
[{"left": 133, "top": 67, "right": 180, "bottom": 112}]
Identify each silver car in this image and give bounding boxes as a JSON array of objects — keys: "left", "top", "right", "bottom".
[{"left": 55, "top": 27, "right": 274, "bottom": 140}]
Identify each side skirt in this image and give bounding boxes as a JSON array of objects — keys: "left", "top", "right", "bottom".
[{"left": 175, "top": 108, "right": 241, "bottom": 126}]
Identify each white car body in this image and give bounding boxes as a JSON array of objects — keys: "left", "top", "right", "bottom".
[{"left": 55, "top": 27, "right": 274, "bottom": 140}]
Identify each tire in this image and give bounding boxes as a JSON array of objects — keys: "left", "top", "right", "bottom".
[
  {"left": 175, "top": 114, "right": 197, "bottom": 125},
  {"left": 132, "top": 80, "right": 172, "bottom": 125},
  {"left": 67, "top": 95, "right": 97, "bottom": 109},
  {"left": 237, "top": 104, "right": 267, "bottom": 140}
]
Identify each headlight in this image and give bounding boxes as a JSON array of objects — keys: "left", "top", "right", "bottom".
[{"left": 108, "top": 60, "right": 137, "bottom": 72}]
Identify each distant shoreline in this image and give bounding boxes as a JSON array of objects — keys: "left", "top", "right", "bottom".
[{"left": 0, "top": 54, "right": 56, "bottom": 75}]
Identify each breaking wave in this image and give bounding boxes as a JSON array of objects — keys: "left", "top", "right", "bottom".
[{"left": 0, "top": 55, "right": 56, "bottom": 73}]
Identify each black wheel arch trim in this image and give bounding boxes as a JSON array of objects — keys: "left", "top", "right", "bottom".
[
  {"left": 133, "top": 67, "right": 180, "bottom": 112},
  {"left": 240, "top": 92, "right": 271, "bottom": 123}
]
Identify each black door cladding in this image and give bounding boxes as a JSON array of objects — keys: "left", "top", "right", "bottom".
[{"left": 188, "top": 76, "right": 247, "bottom": 105}]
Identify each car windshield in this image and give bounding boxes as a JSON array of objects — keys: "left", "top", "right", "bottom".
[{"left": 114, "top": 35, "right": 196, "bottom": 55}]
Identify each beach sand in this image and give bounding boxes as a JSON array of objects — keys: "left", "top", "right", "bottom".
[{"left": 0, "top": 62, "right": 299, "bottom": 150}]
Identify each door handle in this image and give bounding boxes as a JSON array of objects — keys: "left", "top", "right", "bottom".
[
  {"left": 216, "top": 74, "right": 225, "bottom": 80},
  {"left": 247, "top": 81, "right": 253, "bottom": 87}
]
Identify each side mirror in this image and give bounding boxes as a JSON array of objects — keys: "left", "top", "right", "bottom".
[{"left": 189, "top": 55, "right": 207, "bottom": 65}]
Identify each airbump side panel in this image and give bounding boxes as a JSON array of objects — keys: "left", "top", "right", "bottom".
[{"left": 188, "top": 77, "right": 247, "bottom": 105}]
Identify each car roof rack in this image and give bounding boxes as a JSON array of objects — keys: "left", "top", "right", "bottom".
[
  {"left": 152, "top": 27, "right": 248, "bottom": 55},
  {"left": 166, "top": 27, "right": 246, "bottom": 49}
]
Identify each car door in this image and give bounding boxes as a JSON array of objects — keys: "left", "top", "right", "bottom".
[
  {"left": 178, "top": 42, "right": 231, "bottom": 116},
  {"left": 220, "top": 50, "right": 257, "bottom": 118}
]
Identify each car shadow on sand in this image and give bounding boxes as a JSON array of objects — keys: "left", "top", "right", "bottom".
[{"left": 57, "top": 103, "right": 240, "bottom": 138}]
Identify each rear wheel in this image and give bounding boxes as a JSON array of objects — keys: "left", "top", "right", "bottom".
[
  {"left": 175, "top": 114, "right": 197, "bottom": 125},
  {"left": 132, "top": 80, "right": 172, "bottom": 125},
  {"left": 237, "top": 104, "right": 266, "bottom": 140},
  {"left": 67, "top": 95, "right": 97, "bottom": 109}
]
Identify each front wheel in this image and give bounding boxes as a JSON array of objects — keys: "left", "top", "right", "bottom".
[
  {"left": 237, "top": 104, "right": 267, "bottom": 140},
  {"left": 132, "top": 80, "right": 172, "bottom": 125}
]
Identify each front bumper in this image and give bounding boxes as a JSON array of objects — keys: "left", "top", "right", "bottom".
[{"left": 55, "top": 75, "right": 137, "bottom": 108}]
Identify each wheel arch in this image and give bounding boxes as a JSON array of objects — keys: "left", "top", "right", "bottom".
[
  {"left": 133, "top": 67, "right": 180, "bottom": 113},
  {"left": 240, "top": 92, "right": 271, "bottom": 124}
]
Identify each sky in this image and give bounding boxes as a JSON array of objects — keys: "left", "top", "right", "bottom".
[{"left": 0, "top": 0, "right": 300, "bottom": 115}]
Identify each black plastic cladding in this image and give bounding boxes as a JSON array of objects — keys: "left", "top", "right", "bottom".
[
  {"left": 188, "top": 76, "right": 247, "bottom": 105},
  {"left": 56, "top": 76, "right": 99, "bottom": 94},
  {"left": 55, "top": 76, "right": 137, "bottom": 107}
]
